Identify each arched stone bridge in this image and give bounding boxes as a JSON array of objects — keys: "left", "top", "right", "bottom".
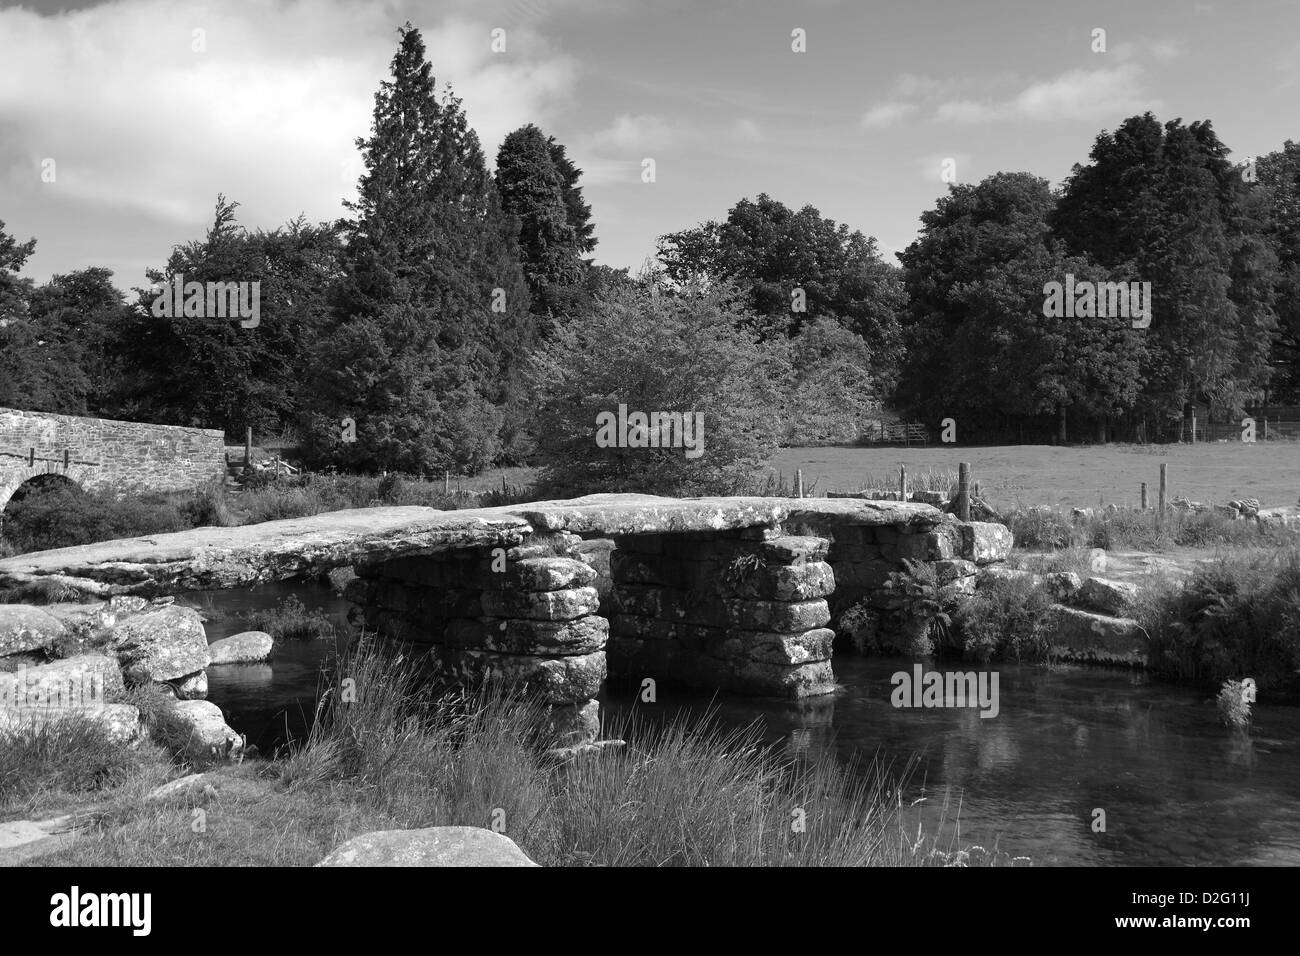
[
  {"left": 0, "top": 406, "right": 227, "bottom": 513},
  {"left": 0, "top": 493, "right": 1015, "bottom": 748}
]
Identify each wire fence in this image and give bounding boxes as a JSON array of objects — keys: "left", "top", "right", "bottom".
[{"left": 1176, "top": 418, "right": 1300, "bottom": 442}]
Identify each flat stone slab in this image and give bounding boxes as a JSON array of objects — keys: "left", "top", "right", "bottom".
[
  {"left": 509, "top": 494, "right": 941, "bottom": 536},
  {"left": 0, "top": 508, "right": 532, "bottom": 597},
  {"left": 0, "top": 495, "right": 955, "bottom": 597}
]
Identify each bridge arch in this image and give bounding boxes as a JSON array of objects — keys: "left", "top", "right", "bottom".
[{"left": 0, "top": 464, "right": 95, "bottom": 516}]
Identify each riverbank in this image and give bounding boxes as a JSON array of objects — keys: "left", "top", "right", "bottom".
[{"left": 0, "top": 639, "right": 995, "bottom": 867}]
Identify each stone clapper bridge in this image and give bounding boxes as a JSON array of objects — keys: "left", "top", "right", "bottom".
[
  {"left": 0, "top": 406, "right": 227, "bottom": 515},
  {"left": 0, "top": 494, "right": 1013, "bottom": 748}
]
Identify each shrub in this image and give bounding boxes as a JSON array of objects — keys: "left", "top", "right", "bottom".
[
  {"left": 879, "top": 560, "right": 955, "bottom": 657},
  {"left": 243, "top": 594, "right": 335, "bottom": 642},
  {"left": 1004, "top": 508, "right": 1075, "bottom": 550},
  {"left": 1137, "top": 549, "right": 1300, "bottom": 690},
  {"left": 1216, "top": 679, "right": 1254, "bottom": 731},
  {"left": 529, "top": 279, "right": 788, "bottom": 496},
  {"left": 0, "top": 483, "right": 190, "bottom": 553},
  {"left": 955, "top": 575, "right": 1054, "bottom": 662}
]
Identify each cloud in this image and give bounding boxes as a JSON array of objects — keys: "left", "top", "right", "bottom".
[
  {"left": 861, "top": 101, "right": 918, "bottom": 128},
  {"left": 1111, "top": 37, "right": 1184, "bottom": 63},
  {"left": 584, "top": 113, "right": 678, "bottom": 152},
  {"left": 932, "top": 65, "right": 1156, "bottom": 124},
  {"left": 0, "top": 0, "right": 578, "bottom": 227},
  {"left": 732, "top": 118, "right": 763, "bottom": 142}
]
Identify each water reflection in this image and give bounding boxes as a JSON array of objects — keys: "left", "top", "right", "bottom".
[{"left": 602, "top": 657, "right": 1300, "bottom": 866}]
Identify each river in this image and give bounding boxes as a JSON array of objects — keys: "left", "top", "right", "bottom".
[{"left": 186, "top": 581, "right": 1300, "bottom": 867}]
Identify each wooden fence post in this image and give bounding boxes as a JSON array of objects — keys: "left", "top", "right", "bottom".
[
  {"left": 244, "top": 427, "right": 252, "bottom": 468},
  {"left": 1158, "top": 464, "right": 1168, "bottom": 520},
  {"left": 1140, "top": 482, "right": 1148, "bottom": 510},
  {"left": 444, "top": 470, "right": 450, "bottom": 495},
  {"left": 957, "top": 462, "right": 971, "bottom": 521},
  {"left": 899, "top": 465, "right": 907, "bottom": 502},
  {"left": 795, "top": 469, "right": 804, "bottom": 498}
]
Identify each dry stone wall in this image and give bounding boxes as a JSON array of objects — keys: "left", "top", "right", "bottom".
[{"left": 347, "top": 531, "right": 608, "bottom": 746}]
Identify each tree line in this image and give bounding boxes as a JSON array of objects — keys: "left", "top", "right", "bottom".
[{"left": 2, "top": 22, "right": 1299, "bottom": 490}]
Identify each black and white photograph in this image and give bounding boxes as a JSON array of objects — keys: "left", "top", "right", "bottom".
[{"left": 0, "top": 0, "right": 1294, "bottom": 914}]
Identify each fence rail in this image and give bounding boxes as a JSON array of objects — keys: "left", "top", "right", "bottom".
[
  {"left": 861, "top": 422, "right": 930, "bottom": 445},
  {"left": 0, "top": 447, "right": 101, "bottom": 468}
]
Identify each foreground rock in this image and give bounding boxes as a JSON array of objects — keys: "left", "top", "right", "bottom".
[
  {"left": 316, "top": 827, "right": 538, "bottom": 867},
  {"left": 0, "top": 604, "right": 67, "bottom": 657},
  {"left": 161, "top": 700, "right": 243, "bottom": 760},
  {"left": 0, "top": 653, "right": 137, "bottom": 743},
  {"left": 0, "top": 652, "right": 125, "bottom": 707},
  {"left": 0, "top": 815, "right": 85, "bottom": 865},
  {"left": 103, "top": 605, "right": 210, "bottom": 682},
  {"left": 207, "top": 630, "right": 274, "bottom": 664},
  {"left": 1077, "top": 576, "right": 1139, "bottom": 615},
  {"left": 0, "top": 702, "right": 140, "bottom": 745},
  {"left": 1045, "top": 605, "right": 1146, "bottom": 665}
]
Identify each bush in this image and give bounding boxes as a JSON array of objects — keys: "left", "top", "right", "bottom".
[
  {"left": 1, "top": 483, "right": 190, "bottom": 553},
  {"left": 955, "top": 575, "right": 1054, "bottom": 662},
  {"left": 1004, "top": 508, "right": 1075, "bottom": 550},
  {"left": 529, "top": 279, "right": 790, "bottom": 496},
  {"left": 243, "top": 594, "right": 335, "bottom": 642},
  {"left": 1136, "top": 549, "right": 1300, "bottom": 690}
]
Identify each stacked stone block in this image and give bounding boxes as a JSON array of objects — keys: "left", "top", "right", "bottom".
[
  {"left": 348, "top": 532, "right": 607, "bottom": 746},
  {"left": 606, "top": 529, "right": 837, "bottom": 698}
]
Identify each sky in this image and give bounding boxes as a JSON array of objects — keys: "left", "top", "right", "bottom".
[{"left": 1, "top": 0, "right": 1298, "bottom": 292}]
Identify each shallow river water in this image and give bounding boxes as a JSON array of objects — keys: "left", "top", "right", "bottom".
[{"left": 188, "top": 582, "right": 1300, "bottom": 867}]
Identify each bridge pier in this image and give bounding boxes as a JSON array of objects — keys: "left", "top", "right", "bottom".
[
  {"left": 606, "top": 528, "right": 837, "bottom": 697},
  {"left": 346, "top": 530, "right": 608, "bottom": 747}
]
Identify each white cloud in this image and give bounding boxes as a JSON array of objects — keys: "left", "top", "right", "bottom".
[
  {"left": 733, "top": 118, "right": 763, "bottom": 142},
  {"left": 1111, "top": 37, "right": 1184, "bottom": 63},
  {"left": 0, "top": 0, "right": 578, "bottom": 227},
  {"left": 933, "top": 65, "right": 1156, "bottom": 124},
  {"left": 861, "top": 101, "right": 918, "bottom": 128},
  {"left": 584, "top": 113, "right": 678, "bottom": 152}
]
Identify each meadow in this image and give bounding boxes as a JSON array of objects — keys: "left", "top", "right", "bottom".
[{"left": 769, "top": 442, "right": 1300, "bottom": 510}]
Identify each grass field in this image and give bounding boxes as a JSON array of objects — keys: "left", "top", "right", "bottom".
[{"left": 769, "top": 443, "right": 1300, "bottom": 510}]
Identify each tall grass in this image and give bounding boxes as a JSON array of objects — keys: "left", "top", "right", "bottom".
[
  {"left": 1004, "top": 505, "right": 1300, "bottom": 552},
  {"left": 0, "top": 715, "right": 144, "bottom": 807},
  {"left": 7, "top": 636, "right": 1008, "bottom": 866}
]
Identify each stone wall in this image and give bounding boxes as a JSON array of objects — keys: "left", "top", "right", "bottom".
[
  {"left": 0, "top": 406, "right": 226, "bottom": 510},
  {"left": 346, "top": 531, "right": 608, "bottom": 747},
  {"left": 606, "top": 529, "right": 837, "bottom": 698}
]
